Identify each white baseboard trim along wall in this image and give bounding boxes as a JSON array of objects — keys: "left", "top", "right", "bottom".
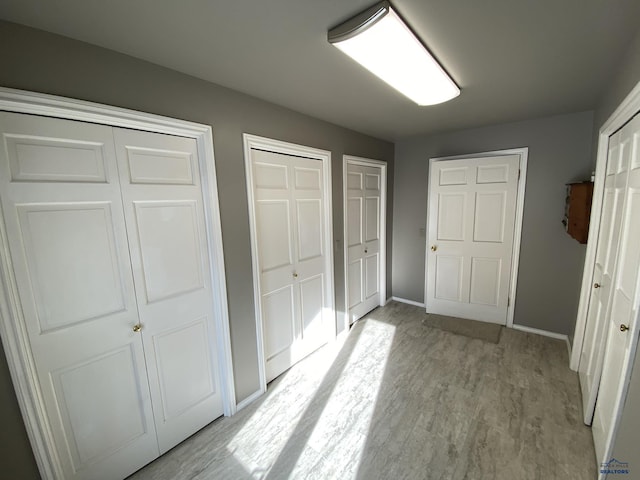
[
  {"left": 235, "top": 389, "right": 264, "bottom": 412},
  {"left": 512, "top": 324, "right": 572, "bottom": 357},
  {"left": 389, "top": 297, "right": 572, "bottom": 356},
  {"left": 391, "top": 296, "right": 426, "bottom": 308}
]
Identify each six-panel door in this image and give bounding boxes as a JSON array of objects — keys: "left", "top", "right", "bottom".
[
  {"left": 0, "top": 112, "right": 224, "bottom": 479},
  {"left": 0, "top": 113, "right": 159, "bottom": 479},
  {"left": 579, "top": 126, "right": 628, "bottom": 424},
  {"left": 113, "top": 128, "right": 223, "bottom": 454},
  {"left": 346, "top": 163, "right": 382, "bottom": 323},
  {"left": 250, "top": 149, "right": 330, "bottom": 383},
  {"left": 591, "top": 112, "right": 640, "bottom": 461},
  {"left": 426, "top": 155, "right": 520, "bottom": 324}
]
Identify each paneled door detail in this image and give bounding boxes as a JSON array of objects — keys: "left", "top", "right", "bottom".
[
  {"left": 113, "top": 128, "right": 223, "bottom": 454},
  {"left": 426, "top": 155, "right": 520, "bottom": 324},
  {"left": 346, "top": 162, "right": 383, "bottom": 323},
  {"left": 250, "top": 149, "right": 331, "bottom": 382},
  {"left": 578, "top": 122, "right": 629, "bottom": 425},
  {"left": 591, "top": 112, "right": 640, "bottom": 461},
  {"left": 0, "top": 112, "right": 159, "bottom": 479}
]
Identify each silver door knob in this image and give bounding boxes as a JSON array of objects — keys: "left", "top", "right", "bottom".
[
  {"left": 364, "top": 249, "right": 368, "bottom": 253},
  {"left": 293, "top": 272, "right": 298, "bottom": 278},
  {"left": 620, "top": 324, "right": 629, "bottom": 332},
  {"left": 594, "top": 283, "right": 601, "bottom": 289}
]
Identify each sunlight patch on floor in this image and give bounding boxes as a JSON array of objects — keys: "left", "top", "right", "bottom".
[
  {"left": 287, "top": 318, "right": 395, "bottom": 478},
  {"left": 226, "top": 317, "right": 395, "bottom": 478}
]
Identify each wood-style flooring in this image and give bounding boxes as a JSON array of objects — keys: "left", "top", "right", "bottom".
[{"left": 129, "top": 301, "right": 596, "bottom": 480}]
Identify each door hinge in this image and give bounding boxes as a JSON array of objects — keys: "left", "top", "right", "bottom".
[
  {"left": 507, "top": 297, "right": 510, "bottom": 307},
  {"left": 518, "top": 169, "right": 521, "bottom": 180}
]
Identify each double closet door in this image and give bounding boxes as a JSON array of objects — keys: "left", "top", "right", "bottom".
[
  {"left": 0, "top": 112, "right": 223, "bottom": 479},
  {"left": 585, "top": 112, "right": 640, "bottom": 461},
  {"left": 346, "top": 162, "right": 382, "bottom": 323},
  {"left": 250, "top": 149, "right": 331, "bottom": 383}
]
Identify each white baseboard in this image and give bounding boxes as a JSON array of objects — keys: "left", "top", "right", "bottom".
[
  {"left": 384, "top": 296, "right": 392, "bottom": 306},
  {"left": 391, "top": 296, "right": 426, "bottom": 308},
  {"left": 566, "top": 338, "right": 572, "bottom": 362},
  {"left": 512, "top": 324, "right": 569, "bottom": 342},
  {"left": 235, "top": 388, "right": 265, "bottom": 412}
]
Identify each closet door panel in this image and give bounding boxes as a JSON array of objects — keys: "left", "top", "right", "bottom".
[
  {"left": 0, "top": 112, "right": 159, "bottom": 480},
  {"left": 250, "top": 149, "right": 331, "bottom": 383},
  {"left": 114, "top": 128, "right": 223, "bottom": 454}
]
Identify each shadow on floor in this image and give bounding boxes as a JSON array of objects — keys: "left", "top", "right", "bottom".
[{"left": 129, "top": 301, "right": 596, "bottom": 480}]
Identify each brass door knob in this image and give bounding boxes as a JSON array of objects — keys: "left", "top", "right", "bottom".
[
  {"left": 594, "top": 283, "right": 601, "bottom": 289},
  {"left": 293, "top": 272, "right": 298, "bottom": 278},
  {"left": 133, "top": 324, "right": 142, "bottom": 333},
  {"left": 431, "top": 245, "right": 437, "bottom": 252},
  {"left": 364, "top": 249, "right": 368, "bottom": 253},
  {"left": 620, "top": 324, "right": 629, "bottom": 332}
]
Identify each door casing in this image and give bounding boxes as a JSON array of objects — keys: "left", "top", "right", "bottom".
[
  {"left": 242, "top": 134, "right": 336, "bottom": 406},
  {"left": 424, "top": 148, "right": 528, "bottom": 328},
  {"left": 571, "top": 79, "right": 640, "bottom": 479},
  {"left": 572, "top": 80, "right": 640, "bottom": 371},
  {"left": 342, "top": 155, "right": 387, "bottom": 331},
  {"left": 0, "top": 87, "right": 236, "bottom": 480}
]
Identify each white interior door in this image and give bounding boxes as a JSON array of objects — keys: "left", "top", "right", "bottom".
[
  {"left": 0, "top": 112, "right": 159, "bottom": 479},
  {"left": 250, "top": 149, "right": 332, "bottom": 382},
  {"left": 113, "top": 128, "right": 223, "bottom": 454},
  {"left": 426, "top": 155, "right": 520, "bottom": 324},
  {"left": 579, "top": 125, "right": 628, "bottom": 424},
  {"left": 346, "top": 162, "right": 383, "bottom": 323},
  {"left": 591, "top": 112, "right": 640, "bottom": 463}
]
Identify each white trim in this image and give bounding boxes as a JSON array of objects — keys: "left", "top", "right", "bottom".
[
  {"left": 242, "top": 134, "right": 336, "bottom": 395},
  {"left": 235, "top": 388, "right": 265, "bottom": 412},
  {"left": 385, "top": 296, "right": 392, "bottom": 305},
  {"left": 566, "top": 337, "right": 572, "bottom": 360},
  {"left": 391, "top": 296, "right": 426, "bottom": 308},
  {"left": 424, "top": 148, "right": 528, "bottom": 329},
  {"left": 512, "top": 324, "right": 569, "bottom": 342},
  {"left": 567, "top": 80, "right": 640, "bottom": 480},
  {"left": 0, "top": 87, "right": 236, "bottom": 479},
  {"left": 342, "top": 155, "right": 388, "bottom": 330},
  {"left": 571, "top": 80, "right": 640, "bottom": 372}
]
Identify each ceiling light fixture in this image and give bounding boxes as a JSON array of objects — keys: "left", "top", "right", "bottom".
[{"left": 328, "top": 1, "right": 460, "bottom": 106}]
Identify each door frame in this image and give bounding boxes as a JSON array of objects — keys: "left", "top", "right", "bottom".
[
  {"left": 0, "top": 87, "right": 236, "bottom": 479},
  {"left": 570, "top": 80, "right": 640, "bottom": 477},
  {"left": 572, "top": 80, "right": 640, "bottom": 371},
  {"left": 342, "top": 155, "right": 387, "bottom": 330},
  {"left": 424, "top": 147, "right": 528, "bottom": 328},
  {"left": 243, "top": 134, "right": 336, "bottom": 398}
]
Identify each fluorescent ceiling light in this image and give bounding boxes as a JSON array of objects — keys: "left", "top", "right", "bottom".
[{"left": 328, "top": 1, "right": 460, "bottom": 106}]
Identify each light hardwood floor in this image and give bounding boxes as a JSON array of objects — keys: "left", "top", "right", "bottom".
[{"left": 129, "top": 301, "right": 596, "bottom": 479}]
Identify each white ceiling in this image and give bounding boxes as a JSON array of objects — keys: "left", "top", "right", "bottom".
[{"left": 1, "top": 0, "right": 639, "bottom": 141}]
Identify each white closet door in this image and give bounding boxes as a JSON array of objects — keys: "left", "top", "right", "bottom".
[
  {"left": 251, "top": 149, "right": 330, "bottom": 382},
  {"left": 592, "top": 112, "right": 640, "bottom": 461},
  {"left": 426, "top": 155, "right": 519, "bottom": 324},
  {"left": 113, "top": 128, "right": 223, "bottom": 454},
  {"left": 0, "top": 112, "right": 159, "bottom": 479},
  {"left": 579, "top": 126, "right": 628, "bottom": 424},
  {"left": 346, "top": 163, "right": 382, "bottom": 323}
]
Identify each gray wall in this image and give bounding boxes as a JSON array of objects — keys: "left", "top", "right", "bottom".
[
  {"left": 0, "top": 21, "right": 394, "bottom": 478},
  {"left": 599, "top": 26, "right": 640, "bottom": 473},
  {"left": 392, "top": 111, "right": 594, "bottom": 336}
]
